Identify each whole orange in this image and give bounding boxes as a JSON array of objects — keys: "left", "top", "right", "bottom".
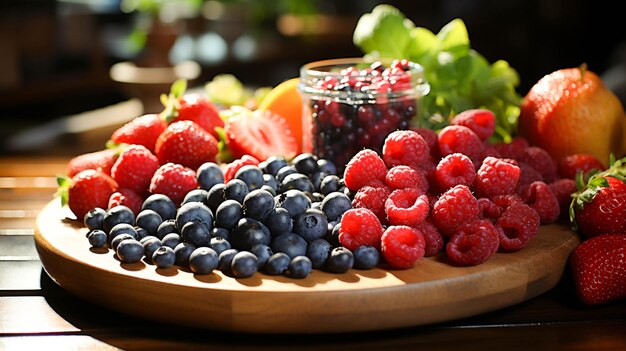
[{"left": 518, "top": 65, "right": 626, "bottom": 166}]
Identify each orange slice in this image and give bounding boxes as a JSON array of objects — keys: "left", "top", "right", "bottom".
[{"left": 257, "top": 78, "right": 304, "bottom": 153}]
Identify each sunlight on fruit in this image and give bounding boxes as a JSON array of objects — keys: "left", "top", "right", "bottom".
[{"left": 257, "top": 78, "right": 303, "bottom": 153}]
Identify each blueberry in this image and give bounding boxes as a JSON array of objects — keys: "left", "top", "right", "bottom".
[
  {"left": 325, "top": 246, "right": 354, "bottom": 273},
  {"left": 218, "top": 248, "right": 239, "bottom": 275},
  {"left": 84, "top": 207, "right": 106, "bottom": 230},
  {"left": 174, "top": 242, "right": 196, "bottom": 267},
  {"left": 224, "top": 179, "right": 249, "bottom": 204},
  {"left": 235, "top": 165, "right": 264, "bottom": 191},
  {"left": 320, "top": 192, "right": 352, "bottom": 222},
  {"left": 311, "top": 202, "right": 321, "bottom": 210},
  {"left": 287, "top": 256, "right": 312, "bottom": 278},
  {"left": 292, "top": 153, "right": 318, "bottom": 175},
  {"left": 182, "top": 189, "right": 209, "bottom": 206},
  {"left": 271, "top": 233, "right": 307, "bottom": 258},
  {"left": 87, "top": 229, "right": 107, "bottom": 248},
  {"left": 207, "top": 183, "right": 227, "bottom": 214},
  {"left": 275, "top": 189, "right": 311, "bottom": 218},
  {"left": 260, "top": 156, "right": 289, "bottom": 176},
  {"left": 231, "top": 251, "right": 258, "bottom": 278},
  {"left": 263, "top": 252, "right": 291, "bottom": 275},
  {"left": 103, "top": 205, "right": 135, "bottom": 233},
  {"left": 293, "top": 209, "right": 328, "bottom": 243},
  {"left": 211, "top": 227, "right": 230, "bottom": 242},
  {"left": 306, "top": 239, "right": 332, "bottom": 269},
  {"left": 180, "top": 221, "right": 211, "bottom": 247},
  {"left": 135, "top": 209, "right": 162, "bottom": 236},
  {"left": 197, "top": 162, "right": 224, "bottom": 191},
  {"left": 242, "top": 189, "right": 275, "bottom": 222},
  {"left": 161, "top": 233, "right": 182, "bottom": 249},
  {"left": 275, "top": 165, "right": 298, "bottom": 183},
  {"left": 215, "top": 199, "right": 242, "bottom": 230},
  {"left": 111, "top": 233, "right": 136, "bottom": 251},
  {"left": 320, "top": 175, "right": 341, "bottom": 195},
  {"left": 230, "top": 218, "right": 271, "bottom": 251},
  {"left": 135, "top": 226, "right": 149, "bottom": 240},
  {"left": 156, "top": 219, "right": 178, "bottom": 240},
  {"left": 317, "top": 158, "right": 337, "bottom": 176},
  {"left": 260, "top": 185, "right": 277, "bottom": 196},
  {"left": 176, "top": 201, "right": 214, "bottom": 232},
  {"left": 307, "top": 192, "right": 325, "bottom": 203},
  {"left": 116, "top": 239, "right": 144, "bottom": 263},
  {"left": 280, "top": 173, "right": 315, "bottom": 193},
  {"left": 189, "top": 247, "right": 219, "bottom": 274},
  {"left": 309, "top": 171, "right": 328, "bottom": 192},
  {"left": 152, "top": 246, "right": 176, "bottom": 269},
  {"left": 210, "top": 236, "right": 231, "bottom": 256},
  {"left": 142, "top": 236, "right": 162, "bottom": 262},
  {"left": 142, "top": 194, "right": 177, "bottom": 220},
  {"left": 264, "top": 207, "right": 293, "bottom": 237},
  {"left": 353, "top": 245, "right": 380, "bottom": 270},
  {"left": 250, "top": 243, "right": 273, "bottom": 268},
  {"left": 108, "top": 223, "right": 138, "bottom": 245},
  {"left": 324, "top": 221, "right": 341, "bottom": 247}
]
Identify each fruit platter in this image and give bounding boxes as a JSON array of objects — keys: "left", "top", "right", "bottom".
[{"left": 35, "top": 4, "right": 626, "bottom": 333}]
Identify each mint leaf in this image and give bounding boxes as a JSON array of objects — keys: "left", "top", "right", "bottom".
[{"left": 353, "top": 4, "right": 415, "bottom": 58}]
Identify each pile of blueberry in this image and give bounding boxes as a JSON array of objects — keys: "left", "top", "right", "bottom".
[{"left": 83, "top": 153, "right": 380, "bottom": 279}]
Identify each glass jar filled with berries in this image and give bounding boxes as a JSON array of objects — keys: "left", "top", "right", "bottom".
[{"left": 298, "top": 58, "right": 429, "bottom": 172}]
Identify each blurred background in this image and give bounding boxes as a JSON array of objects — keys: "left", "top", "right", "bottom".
[{"left": 1, "top": 0, "right": 624, "bottom": 156}]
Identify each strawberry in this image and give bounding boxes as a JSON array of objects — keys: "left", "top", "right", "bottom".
[
  {"left": 570, "top": 156, "right": 626, "bottom": 238},
  {"left": 223, "top": 155, "right": 260, "bottom": 182},
  {"left": 155, "top": 120, "right": 219, "bottom": 171},
  {"left": 108, "top": 188, "right": 144, "bottom": 215},
  {"left": 149, "top": 163, "right": 198, "bottom": 206},
  {"left": 224, "top": 107, "right": 298, "bottom": 161},
  {"left": 57, "top": 169, "right": 118, "bottom": 220},
  {"left": 67, "top": 148, "right": 119, "bottom": 177},
  {"left": 110, "top": 114, "right": 168, "bottom": 152},
  {"left": 110, "top": 144, "right": 160, "bottom": 196},
  {"left": 569, "top": 234, "right": 626, "bottom": 305},
  {"left": 557, "top": 153, "right": 606, "bottom": 180}
]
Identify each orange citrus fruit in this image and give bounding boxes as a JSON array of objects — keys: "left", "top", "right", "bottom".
[{"left": 257, "top": 78, "right": 304, "bottom": 153}]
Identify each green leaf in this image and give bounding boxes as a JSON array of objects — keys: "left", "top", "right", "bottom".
[
  {"left": 170, "top": 79, "right": 187, "bottom": 99},
  {"left": 436, "top": 18, "right": 470, "bottom": 57},
  {"left": 407, "top": 27, "right": 438, "bottom": 61},
  {"left": 352, "top": 4, "right": 415, "bottom": 58},
  {"left": 55, "top": 175, "right": 71, "bottom": 206}
]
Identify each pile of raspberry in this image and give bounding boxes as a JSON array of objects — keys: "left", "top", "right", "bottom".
[{"left": 339, "top": 109, "right": 597, "bottom": 268}]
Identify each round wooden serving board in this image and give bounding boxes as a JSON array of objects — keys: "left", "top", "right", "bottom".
[{"left": 35, "top": 200, "right": 581, "bottom": 334}]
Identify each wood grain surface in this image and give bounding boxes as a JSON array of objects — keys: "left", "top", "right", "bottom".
[{"left": 34, "top": 199, "right": 581, "bottom": 334}]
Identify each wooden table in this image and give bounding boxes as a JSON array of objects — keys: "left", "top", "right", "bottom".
[{"left": 1, "top": 156, "right": 625, "bottom": 350}]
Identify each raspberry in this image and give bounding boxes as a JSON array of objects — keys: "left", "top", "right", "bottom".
[
  {"left": 437, "top": 125, "right": 484, "bottom": 163},
  {"left": 380, "top": 225, "right": 425, "bottom": 269},
  {"left": 108, "top": 188, "right": 143, "bottom": 215},
  {"left": 557, "top": 153, "right": 606, "bottom": 180},
  {"left": 382, "top": 130, "right": 430, "bottom": 169},
  {"left": 446, "top": 219, "right": 500, "bottom": 266},
  {"left": 473, "top": 157, "right": 521, "bottom": 198},
  {"left": 432, "top": 184, "right": 479, "bottom": 237},
  {"left": 450, "top": 109, "right": 496, "bottom": 140},
  {"left": 385, "top": 165, "right": 429, "bottom": 193},
  {"left": 412, "top": 127, "right": 440, "bottom": 159},
  {"left": 521, "top": 181, "right": 560, "bottom": 224},
  {"left": 496, "top": 201, "right": 540, "bottom": 251},
  {"left": 385, "top": 188, "right": 429, "bottom": 226},
  {"left": 492, "top": 137, "right": 529, "bottom": 160},
  {"left": 549, "top": 178, "right": 577, "bottom": 218},
  {"left": 520, "top": 146, "right": 557, "bottom": 183},
  {"left": 149, "top": 163, "right": 198, "bottom": 206},
  {"left": 491, "top": 194, "right": 523, "bottom": 209},
  {"left": 435, "top": 153, "right": 476, "bottom": 191},
  {"left": 223, "top": 155, "right": 260, "bottom": 182},
  {"left": 415, "top": 219, "right": 444, "bottom": 257},
  {"left": 477, "top": 197, "right": 503, "bottom": 222},
  {"left": 344, "top": 149, "right": 388, "bottom": 191},
  {"left": 338, "top": 208, "right": 384, "bottom": 250},
  {"left": 516, "top": 162, "right": 544, "bottom": 193},
  {"left": 351, "top": 182, "right": 391, "bottom": 223}
]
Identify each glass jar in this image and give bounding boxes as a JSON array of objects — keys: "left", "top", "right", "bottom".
[{"left": 298, "top": 58, "right": 429, "bottom": 173}]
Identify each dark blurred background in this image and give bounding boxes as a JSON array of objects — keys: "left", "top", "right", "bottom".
[{"left": 1, "top": 0, "right": 624, "bottom": 156}]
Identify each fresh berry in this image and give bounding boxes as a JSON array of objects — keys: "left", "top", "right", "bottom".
[
  {"left": 172, "top": 93, "right": 224, "bottom": 138},
  {"left": 135, "top": 209, "right": 163, "bottom": 237},
  {"left": 325, "top": 247, "right": 354, "bottom": 273},
  {"left": 196, "top": 162, "right": 224, "bottom": 191},
  {"left": 173, "top": 242, "right": 196, "bottom": 267},
  {"left": 435, "top": 153, "right": 476, "bottom": 191},
  {"left": 110, "top": 144, "right": 160, "bottom": 196},
  {"left": 148, "top": 163, "right": 198, "bottom": 206},
  {"left": 549, "top": 178, "right": 577, "bottom": 218},
  {"left": 516, "top": 162, "right": 544, "bottom": 192},
  {"left": 384, "top": 188, "right": 429, "bottom": 227},
  {"left": 432, "top": 184, "right": 479, "bottom": 237},
  {"left": 446, "top": 219, "right": 499, "bottom": 266},
  {"left": 180, "top": 221, "right": 211, "bottom": 247},
  {"left": 380, "top": 225, "right": 425, "bottom": 269},
  {"left": 352, "top": 245, "right": 380, "bottom": 270},
  {"left": 224, "top": 108, "right": 298, "bottom": 161},
  {"left": 557, "top": 153, "right": 606, "bottom": 180},
  {"left": 569, "top": 234, "right": 626, "bottom": 305},
  {"left": 264, "top": 207, "right": 293, "bottom": 237},
  {"left": 87, "top": 229, "right": 108, "bottom": 248},
  {"left": 491, "top": 137, "right": 529, "bottom": 160},
  {"left": 263, "top": 252, "right": 291, "bottom": 275},
  {"left": 343, "top": 149, "right": 388, "bottom": 191},
  {"left": 116, "top": 239, "right": 144, "bottom": 264},
  {"left": 188, "top": 247, "right": 219, "bottom": 274},
  {"left": 230, "top": 251, "right": 259, "bottom": 278},
  {"left": 270, "top": 232, "right": 307, "bottom": 259},
  {"left": 320, "top": 192, "right": 352, "bottom": 222},
  {"left": 84, "top": 207, "right": 106, "bottom": 231},
  {"left": 477, "top": 197, "right": 503, "bottom": 222},
  {"left": 108, "top": 188, "right": 143, "bottom": 216},
  {"left": 287, "top": 256, "right": 313, "bottom": 278},
  {"left": 294, "top": 209, "right": 329, "bottom": 243},
  {"left": 67, "top": 148, "right": 119, "bottom": 177},
  {"left": 519, "top": 146, "right": 557, "bottom": 183},
  {"left": 438, "top": 125, "right": 484, "bottom": 163},
  {"left": 275, "top": 189, "right": 311, "bottom": 218},
  {"left": 242, "top": 189, "right": 275, "bottom": 222},
  {"left": 412, "top": 127, "right": 440, "bottom": 159},
  {"left": 155, "top": 120, "right": 219, "bottom": 171},
  {"left": 473, "top": 156, "right": 521, "bottom": 199},
  {"left": 141, "top": 193, "right": 177, "bottom": 221},
  {"left": 415, "top": 219, "right": 444, "bottom": 257},
  {"left": 223, "top": 155, "right": 260, "bottom": 183},
  {"left": 521, "top": 181, "right": 560, "bottom": 224},
  {"left": 351, "top": 182, "right": 391, "bottom": 223},
  {"left": 382, "top": 130, "right": 430, "bottom": 169},
  {"left": 385, "top": 165, "right": 429, "bottom": 193},
  {"left": 450, "top": 109, "right": 496, "bottom": 140},
  {"left": 102, "top": 205, "right": 136, "bottom": 234},
  {"left": 572, "top": 174, "right": 626, "bottom": 238},
  {"left": 176, "top": 201, "right": 214, "bottom": 234},
  {"left": 110, "top": 114, "right": 167, "bottom": 152},
  {"left": 496, "top": 201, "right": 540, "bottom": 251},
  {"left": 338, "top": 208, "right": 384, "bottom": 250},
  {"left": 215, "top": 199, "right": 242, "bottom": 230},
  {"left": 224, "top": 179, "right": 249, "bottom": 204},
  {"left": 57, "top": 169, "right": 119, "bottom": 220},
  {"left": 305, "top": 239, "right": 331, "bottom": 269},
  {"left": 152, "top": 246, "right": 176, "bottom": 268}
]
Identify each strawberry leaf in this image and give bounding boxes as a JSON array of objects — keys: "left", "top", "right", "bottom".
[
  {"left": 55, "top": 175, "right": 71, "bottom": 206},
  {"left": 159, "top": 79, "right": 188, "bottom": 123}
]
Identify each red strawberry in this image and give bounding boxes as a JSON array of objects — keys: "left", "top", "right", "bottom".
[
  {"left": 155, "top": 120, "right": 219, "bottom": 171},
  {"left": 108, "top": 188, "right": 144, "bottom": 215},
  {"left": 571, "top": 156, "right": 626, "bottom": 238},
  {"left": 67, "top": 148, "right": 119, "bottom": 177},
  {"left": 110, "top": 114, "right": 167, "bottom": 152},
  {"left": 57, "top": 169, "right": 118, "bottom": 220},
  {"left": 224, "top": 107, "right": 298, "bottom": 161},
  {"left": 557, "top": 153, "right": 606, "bottom": 180},
  {"left": 223, "top": 155, "right": 260, "bottom": 182},
  {"left": 149, "top": 163, "right": 198, "bottom": 206},
  {"left": 570, "top": 234, "right": 626, "bottom": 305},
  {"left": 110, "top": 144, "right": 160, "bottom": 196}
]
